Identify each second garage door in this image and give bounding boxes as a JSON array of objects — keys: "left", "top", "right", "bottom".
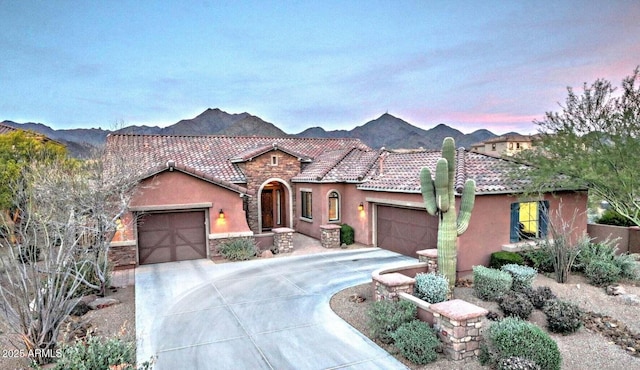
[
  {"left": 138, "top": 210, "right": 207, "bottom": 265},
  {"left": 376, "top": 205, "right": 438, "bottom": 257}
]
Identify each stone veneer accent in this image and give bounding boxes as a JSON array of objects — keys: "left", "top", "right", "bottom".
[
  {"left": 429, "top": 299, "right": 488, "bottom": 361},
  {"left": 108, "top": 242, "right": 137, "bottom": 270},
  {"left": 417, "top": 249, "right": 439, "bottom": 274},
  {"left": 272, "top": 227, "right": 294, "bottom": 253},
  {"left": 320, "top": 224, "right": 341, "bottom": 248},
  {"left": 372, "top": 272, "right": 415, "bottom": 301}
]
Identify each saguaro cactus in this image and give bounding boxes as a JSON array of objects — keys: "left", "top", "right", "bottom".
[{"left": 420, "top": 137, "right": 476, "bottom": 290}]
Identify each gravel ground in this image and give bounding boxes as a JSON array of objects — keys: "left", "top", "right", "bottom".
[
  {"left": 0, "top": 286, "right": 135, "bottom": 370},
  {"left": 330, "top": 273, "right": 640, "bottom": 370}
]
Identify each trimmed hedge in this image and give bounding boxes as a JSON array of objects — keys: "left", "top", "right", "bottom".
[
  {"left": 473, "top": 265, "right": 513, "bottom": 301},
  {"left": 481, "top": 317, "right": 561, "bottom": 370},
  {"left": 490, "top": 251, "right": 525, "bottom": 269},
  {"left": 340, "top": 224, "right": 355, "bottom": 245},
  {"left": 414, "top": 272, "right": 450, "bottom": 304},
  {"left": 501, "top": 264, "right": 537, "bottom": 293}
]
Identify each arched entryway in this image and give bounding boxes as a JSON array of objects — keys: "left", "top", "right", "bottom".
[{"left": 258, "top": 179, "right": 293, "bottom": 233}]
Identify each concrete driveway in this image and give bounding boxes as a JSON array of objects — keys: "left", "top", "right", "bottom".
[{"left": 135, "top": 247, "right": 414, "bottom": 369}]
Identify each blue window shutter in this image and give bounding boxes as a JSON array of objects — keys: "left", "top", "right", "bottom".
[
  {"left": 539, "top": 200, "right": 550, "bottom": 238},
  {"left": 510, "top": 203, "right": 520, "bottom": 243}
]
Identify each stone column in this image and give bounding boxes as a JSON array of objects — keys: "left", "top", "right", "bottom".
[
  {"left": 272, "top": 227, "right": 294, "bottom": 253},
  {"left": 430, "top": 299, "right": 488, "bottom": 361},
  {"left": 372, "top": 273, "right": 416, "bottom": 302},
  {"left": 417, "top": 249, "right": 439, "bottom": 274},
  {"left": 320, "top": 224, "right": 341, "bottom": 248}
]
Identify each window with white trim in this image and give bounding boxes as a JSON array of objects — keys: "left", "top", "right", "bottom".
[{"left": 328, "top": 191, "right": 340, "bottom": 221}]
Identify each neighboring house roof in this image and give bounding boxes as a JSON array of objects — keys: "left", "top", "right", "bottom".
[
  {"left": 105, "top": 134, "right": 369, "bottom": 184},
  {"left": 0, "top": 123, "right": 18, "bottom": 135},
  {"left": 357, "top": 148, "right": 576, "bottom": 195},
  {"left": 0, "top": 122, "right": 65, "bottom": 146}
]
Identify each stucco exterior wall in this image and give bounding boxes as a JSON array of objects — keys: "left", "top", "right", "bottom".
[{"left": 127, "top": 170, "right": 250, "bottom": 237}]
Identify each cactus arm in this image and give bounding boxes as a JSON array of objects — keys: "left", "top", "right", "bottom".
[
  {"left": 434, "top": 158, "right": 450, "bottom": 213},
  {"left": 442, "top": 137, "right": 456, "bottom": 185},
  {"left": 457, "top": 179, "right": 476, "bottom": 235},
  {"left": 420, "top": 167, "right": 438, "bottom": 216}
]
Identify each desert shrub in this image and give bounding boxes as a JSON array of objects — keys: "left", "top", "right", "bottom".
[
  {"left": 391, "top": 320, "right": 440, "bottom": 364},
  {"left": 498, "top": 356, "right": 542, "bottom": 370},
  {"left": 542, "top": 299, "right": 583, "bottom": 334},
  {"left": 62, "top": 255, "right": 112, "bottom": 298},
  {"left": 585, "top": 260, "right": 621, "bottom": 286},
  {"left": 597, "top": 209, "right": 635, "bottom": 227},
  {"left": 366, "top": 299, "right": 416, "bottom": 344},
  {"left": 54, "top": 335, "right": 135, "bottom": 370},
  {"left": 526, "top": 286, "right": 557, "bottom": 309},
  {"left": 15, "top": 244, "right": 41, "bottom": 263},
  {"left": 520, "top": 248, "right": 554, "bottom": 273},
  {"left": 499, "top": 291, "right": 534, "bottom": 320},
  {"left": 473, "top": 265, "right": 512, "bottom": 301},
  {"left": 501, "top": 264, "right": 537, "bottom": 292},
  {"left": 575, "top": 240, "right": 639, "bottom": 280},
  {"left": 414, "top": 273, "right": 449, "bottom": 304},
  {"left": 481, "top": 317, "right": 561, "bottom": 370},
  {"left": 340, "top": 224, "right": 355, "bottom": 245},
  {"left": 217, "top": 238, "right": 259, "bottom": 261},
  {"left": 490, "top": 251, "right": 525, "bottom": 269}
]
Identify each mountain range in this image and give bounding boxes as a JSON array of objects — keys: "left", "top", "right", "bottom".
[{"left": 2, "top": 108, "right": 500, "bottom": 157}]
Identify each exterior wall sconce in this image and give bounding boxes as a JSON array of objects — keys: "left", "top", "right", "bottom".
[
  {"left": 218, "top": 209, "right": 225, "bottom": 219},
  {"left": 358, "top": 202, "right": 364, "bottom": 211}
]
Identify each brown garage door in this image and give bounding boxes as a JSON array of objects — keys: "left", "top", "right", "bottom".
[
  {"left": 376, "top": 206, "right": 438, "bottom": 257},
  {"left": 138, "top": 211, "right": 207, "bottom": 265}
]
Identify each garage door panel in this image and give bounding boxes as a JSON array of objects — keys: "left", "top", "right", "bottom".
[
  {"left": 138, "top": 211, "right": 207, "bottom": 265},
  {"left": 377, "top": 206, "right": 437, "bottom": 257}
]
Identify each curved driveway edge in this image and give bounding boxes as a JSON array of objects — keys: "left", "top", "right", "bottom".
[{"left": 135, "top": 248, "right": 414, "bottom": 369}]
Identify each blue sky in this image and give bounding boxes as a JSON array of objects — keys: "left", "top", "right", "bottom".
[{"left": 1, "top": 1, "right": 639, "bottom": 134}]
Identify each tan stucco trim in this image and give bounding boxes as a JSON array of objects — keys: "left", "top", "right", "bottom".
[
  {"left": 209, "top": 231, "right": 254, "bottom": 240},
  {"left": 129, "top": 203, "right": 213, "bottom": 212},
  {"left": 365, "top": 197, "right": 424, "bottom": 209}
]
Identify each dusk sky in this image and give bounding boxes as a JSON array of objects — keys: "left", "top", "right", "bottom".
[{"left": 2, "top": 1, "right": 639, "bottom": 134}]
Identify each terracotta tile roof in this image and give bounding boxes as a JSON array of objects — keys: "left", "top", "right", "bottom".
[
  {"left": 105, "top": 134, "right": 369, "bottom": 184},
  {"left": 291, "top": 147, "right": 379, "bottom": 182},
  {"left": 357, "top": 149, "right": 574, "bottom": 195},
  {"left": 230, "top": 143, "right": 312, "bottom": 162},
  {"left": 0, "top": 123, "right": 18, "bottom": 135}
]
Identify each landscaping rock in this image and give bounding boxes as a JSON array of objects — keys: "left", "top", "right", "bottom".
[
  {"left": 261, "top": 250, "right": 274, "bottom": 258},
  {"left": 88, "top": 297, "right": 120, "bottom": 310},
  {"left": 69, "top": 299, "right": 90, "bottom": 316},
  {"left": 607, "top": 284, "right": 627, "bottom": 296},
  {"left": 619, "top": 294, "right": 640, "bottom": 306}
]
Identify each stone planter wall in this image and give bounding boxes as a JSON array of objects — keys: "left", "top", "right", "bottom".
[
  {"left": 273, "top": 227, "right": 294, "bottom": 253},
  {"left": 320, "top": 224, "right": 341, "bottom": 248},
  {"left": 108, "top": 241, "right": 137, "bottom": 270},
  {"left": 417, "top": 249, "right": 439, "bottom": 274},
  {"left": 373, "top": 264, "right": 487, "bottom": 362}
]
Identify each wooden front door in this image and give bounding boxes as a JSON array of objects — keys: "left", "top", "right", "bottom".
[{"left": 261, "top": 190, "right": 274, "bottom": 229}]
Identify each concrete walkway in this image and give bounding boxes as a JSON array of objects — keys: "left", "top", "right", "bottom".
[{"left": 135, "top": 247, "right": 415, "bottom": 369}]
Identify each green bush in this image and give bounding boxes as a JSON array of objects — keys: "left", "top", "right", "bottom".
[
  {"left": 340, "top": 224, "right": 355, "bottom": 245},
  {"left": 525, "top": 286, "right": 557, "bottom": 309},
  {"left": 585, "top": 260, "right": 621, "bottom": 286},
  {"left": 597, "top": 209, "right": 635, "bottom": 227},
  {"left": 481, "top": 317, "right": 561, "bottom": 370},
  {"left": 520, "top": 248, "right": 554, "bottom": 273},
  {"left": 366, "top": 299, "right": 416, "bottom": 344},
  {"left": 490, "top": 251, "right": 525, "bottom": 269},
  {"left": 542, "top": 299, "right": 583, "bottom": 334},
  {"left": 473, "top": 265, "right": 513, "bottom": 301},
  {"left": 498, "top": 356, "right": 541, "bottom": 370},
  {"left": 54, "top": 335, "right": 135, "bottom": 370},
  {"left": 501, "top": 264, "right": 537, "bottom": 292},
  {"left": 414, "top": 273, "right": 449, "bottom": 304},
  {"left": 499, "top": 291, "right": 534, "bottom": 320},
  {"left": 391, "top": 320, "right": 439, "bottom": 364},
  {"left": 217, "top": 238, "right": 259, "bottom": 261},
  {"left": 575, "top": 240, "right": 639, "bottom": 280}
]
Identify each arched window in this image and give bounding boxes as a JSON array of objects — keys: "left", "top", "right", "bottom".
[{"left": 328, "top": 191, "right": 340, "bottom": 222}]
